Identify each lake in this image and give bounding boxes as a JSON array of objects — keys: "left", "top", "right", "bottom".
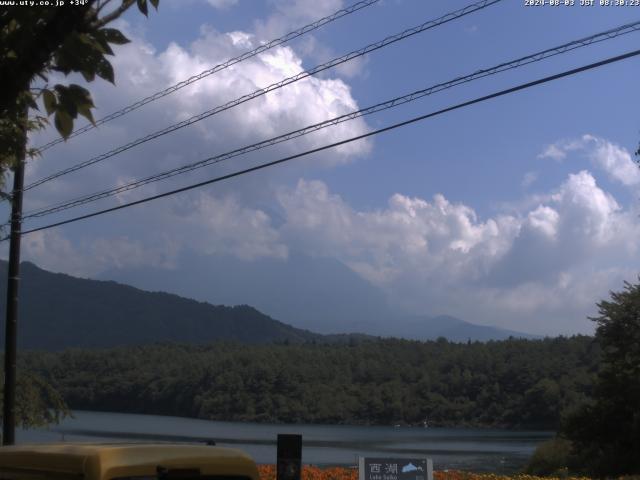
[{"left": 17, "top": 411, "right": 552, "bottom": 473}]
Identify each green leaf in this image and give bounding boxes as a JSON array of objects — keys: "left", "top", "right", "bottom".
[
  {"left": 149, "top": 0, "right": 159, "bottom": 9},
  {"left": 77, "top": 104, "right": 96, "bottom": 126},
  {"left": 100, "top": 28, "right": 130, "bottom": 46},
  {"left": 42, "top": 89, "right": 57, "bottom": 116},
  {"left": 137, "top": 0, "right": 148, "bottom": 16},
  {"left": 54, "top": 31, "right": 107, "bottom": 82},
  {"left": 67, "top": 84, "right": 94, "bottom": 107},
  {"left": 64, "top": 85, "right": 96, "bottom": 125},
  {"left": 54, "top": 86, "right": 78, "bottom": 119},
  {"left": 52, "top": 64, "right": 73, "bottom": 76},
  {"left": 24, "top": 93, "right": 38, "bottom": 110},
  {"left": 77, "top": 32, "right": 104, "bottom": 53},
  {"left": 94, "top": 34, "right": 114, "bottom": 56},
  {"left": 95, "top": 58, "right": 115, "bottom": 84},
  {"left": 80, "top": 69, "right": 96, "bottom": 82},
  {"left": 54, "top": 110, "right": 73, "bottom": 139}
]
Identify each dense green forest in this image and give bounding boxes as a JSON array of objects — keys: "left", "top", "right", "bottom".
[{"left": 22, "top": 335, "right": 598, "bottom": 430}]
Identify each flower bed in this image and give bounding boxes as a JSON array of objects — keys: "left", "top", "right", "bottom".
[{"left": 256, "top": 465, "right": 594, "bottom": 480}]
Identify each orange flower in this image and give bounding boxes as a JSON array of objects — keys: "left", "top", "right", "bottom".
[
  {"left": 258, "top": 465, "right": 357, "bottom": 480},
  {"left": 257, "top": 465, "right": 599, "bottom": 480}
]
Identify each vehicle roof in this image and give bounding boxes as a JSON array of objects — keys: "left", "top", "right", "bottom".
[{"left": 0, "top": 443, "right": 259, "bottom": 480}]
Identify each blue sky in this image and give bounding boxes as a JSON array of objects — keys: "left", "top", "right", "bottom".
[
  {"left": 4, "top": 0, "right": 640, "bottom": 336},
  {"left": 123, "top": 0, "right": 640, "bottom": 218}
]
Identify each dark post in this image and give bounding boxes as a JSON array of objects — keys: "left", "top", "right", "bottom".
[
  {"left": 277, "top": 434, "right": 302, "bottom": 480},
  {"left": 2, "top": 110, "right": 27, "bottom": 446}
]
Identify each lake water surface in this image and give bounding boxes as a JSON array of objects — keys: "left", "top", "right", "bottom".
[{"left": 17, "top": 411, "right": 552, "bottom": 473}]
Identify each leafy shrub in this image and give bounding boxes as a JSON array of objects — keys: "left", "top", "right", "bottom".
[{"left": 525, "top": 438, "right": 572, "bottom": 476}]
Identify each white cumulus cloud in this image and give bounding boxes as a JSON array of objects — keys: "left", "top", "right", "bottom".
[
  {"left": 274, "top": 167, "right": 640, "bottom": 334},
  {"left": 21, "top": 18, "right": 371, "bottom": 228},
  {"left": 278, "top": 179, "right": 519, "bottom": 285},
  {"left": 539, "top": 134, "right": 640, "bottom": 187},
  {"left": 206, "top": 0, "right": 239, "bottom": 9}
]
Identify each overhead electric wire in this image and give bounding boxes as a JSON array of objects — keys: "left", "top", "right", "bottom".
[
  {"left": 6, "top": 48, "right": 639, "bottom": 241},
  {"left": 33, "top": 0, "right": 381, "bottom": 153},
  {"left": 22, "top": 0, "right": 503, "bottom": 193},
  {"left": 18, "top": 19, "right": 640, "bottom": 221}
]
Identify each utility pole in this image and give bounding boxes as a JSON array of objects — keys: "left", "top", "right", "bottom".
[{"left": 2, "top": 107, "right": 27, "bottom": 446}]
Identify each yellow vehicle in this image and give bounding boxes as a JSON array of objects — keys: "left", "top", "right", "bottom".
[{"left": 0, "top": 443, "right": 260, "bottom": 480}]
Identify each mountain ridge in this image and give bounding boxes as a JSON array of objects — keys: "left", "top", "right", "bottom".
[
  {"left": 97, "top": 251, "right": 540, "bottom": 340},
  {"left": 0, "top": 260, "right": 325, "bottom": 350},
  {"left": 0, "top": 259, "right": 538, "bottom": 350}
]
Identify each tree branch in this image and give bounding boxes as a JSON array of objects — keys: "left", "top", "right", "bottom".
[
  {"left": 96, "top": 0, "right": 115, "bottom": 16},
  {"left": 92, "top": 0, "right": 136, "bottom": 29}
]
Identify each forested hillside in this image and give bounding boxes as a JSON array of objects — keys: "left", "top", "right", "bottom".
[
  {"left": 0, "top": 261, "right": 323, "bottom": 349},
  {"left": 22, "top": 335, "right": 598, "bottom": 429}
]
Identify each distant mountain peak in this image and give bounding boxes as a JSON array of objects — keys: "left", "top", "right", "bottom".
[{"left": 0, "top": 259, "right": 539, "bottom": 349}]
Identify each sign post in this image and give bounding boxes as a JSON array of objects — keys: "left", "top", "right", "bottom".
[
  {"left": 277, "top": 434, "right": 302, "bottom": 480},
  {"left": 359, "top": 457, "right": 433, "bottom": 480}
]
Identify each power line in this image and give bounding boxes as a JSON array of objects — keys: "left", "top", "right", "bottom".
[
  {"left": 33, "top": 0, "right": 381, "bottom": 153},
  {"left": 25, "top": 0, "right": 500, "bottom": 191},
  {"left": 8, "top": 48, "right": 639, "bottom": 241},
  {"left": 19, "top": 19, "right": 640, "bottom": 221},
  {"left": 22, "top": 0, "right": 503, "bottom": 193}
]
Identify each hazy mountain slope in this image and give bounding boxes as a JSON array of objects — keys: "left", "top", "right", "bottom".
[
  {"left": 98, "top": 251, "right": 394, "bottom": 334},
  {"left": 98, "top": 252, "right": 540, "bottom": 341},
  {"left": 0, "top": 258, "right": 538, "bottom": 349},
  {"left": 0, "top": 260, "right": 323, "bottom": 350},
  {"left": 384, "top": 315, "right": 540, "bottom": 341}
]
